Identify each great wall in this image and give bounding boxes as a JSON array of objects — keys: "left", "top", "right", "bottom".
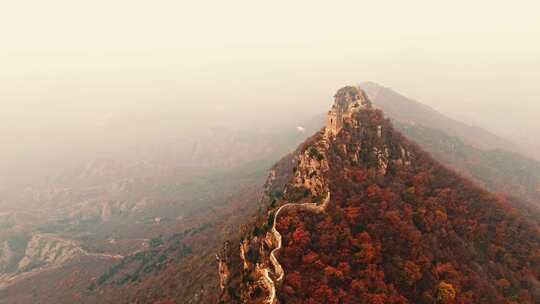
[
  {"left": 218, "top": 86, "right": 377, "bottom": 303},
  {"left": 255, "top": 86, "right": 370, "bottom": 304},
  {"left": 262, "top": 191, "right": 331, "bottom": 304}
]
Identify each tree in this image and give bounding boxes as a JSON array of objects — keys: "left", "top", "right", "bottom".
[
  {"left": 403, "top": 260, "right": 422, "bottom": 286},
  {"left": 436, "top": 281, "right": 456, "bottom": 304}
]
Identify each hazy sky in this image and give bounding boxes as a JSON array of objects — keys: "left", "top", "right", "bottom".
[{"left": 1, "top": 1, "right": 539, "bottom": 168}]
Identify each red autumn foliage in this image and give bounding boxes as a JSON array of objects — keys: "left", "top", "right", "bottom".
[{"left": 276, "top": 109, "right": 540, "bottom": 304}]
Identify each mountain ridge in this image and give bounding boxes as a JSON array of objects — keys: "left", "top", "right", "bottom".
[
  {"left": 359, "top": 82, "right": 518, "bottom": 153},
  {"left": 219, "top": 86, "right": 540, "bottom": 303},
  {"left": 358, "top": 83, "right": 540, "bottom": 213}
]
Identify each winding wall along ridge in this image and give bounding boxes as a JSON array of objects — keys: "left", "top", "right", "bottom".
[{"left": 263, "top": 191, "right": 331, "bottom": 304}]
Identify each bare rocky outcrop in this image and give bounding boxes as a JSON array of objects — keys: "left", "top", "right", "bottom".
[
  {"left": 1, "top": 233, "right": 124, "bottom": 289},
  {"left": 217, "top": 241, "right": 231, "bottom": 290},
  {"left": 325, "top": 86, "right": 372, "bottom": 137},
  {"left": 16, "top": 234, "right": 80, "bottom": 272}
]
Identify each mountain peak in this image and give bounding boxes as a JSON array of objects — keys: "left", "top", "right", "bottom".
[
  {"left": 326, "top": 86, "right": 372, "bottom": 137},
  {"left": 333, "top": 85, "right": 372, "bottom": 108}
]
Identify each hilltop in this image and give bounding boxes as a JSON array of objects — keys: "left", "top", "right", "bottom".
[{"left": 219, "top": 86, "right": 540, "bottom": 303}]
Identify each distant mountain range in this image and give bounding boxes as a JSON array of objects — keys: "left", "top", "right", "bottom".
[{"left": 360, "top": 82, "right": 517, "bottom": 152}]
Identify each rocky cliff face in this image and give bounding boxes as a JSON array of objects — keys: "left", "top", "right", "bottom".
[
  {"left": 16, "top": 234, "right": 80, "bottom": 272},
  {"left": 0, "top": 233, "right": 82, "bottom": 287}
]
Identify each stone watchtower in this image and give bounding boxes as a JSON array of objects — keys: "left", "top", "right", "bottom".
[{"left": 325, "top": 86, "right": 372, "bottom": 137}]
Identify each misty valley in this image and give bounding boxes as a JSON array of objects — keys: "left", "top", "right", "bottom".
[{"left": 1, "top": 84, "right": 539, "bottom": 303}]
